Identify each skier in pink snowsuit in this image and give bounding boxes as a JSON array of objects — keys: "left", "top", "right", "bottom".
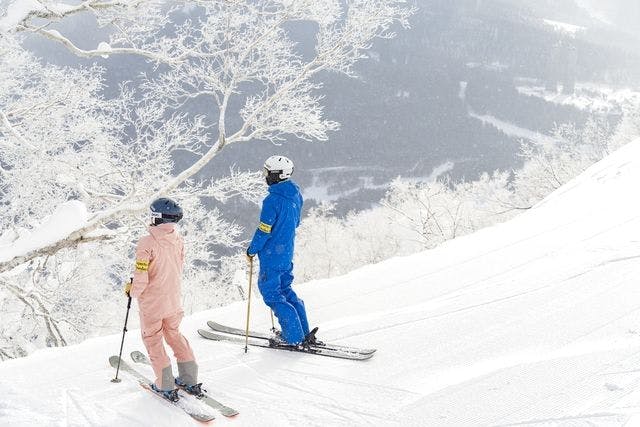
[{"left": 126, "top": 198, "right": 201, "bottom": 401}]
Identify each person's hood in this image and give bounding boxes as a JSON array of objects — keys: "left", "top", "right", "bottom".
[
  {"left": 148, "top": 222, "right": 180, "bottom": 243},
  {"left": 268, "top": 179, "right": 300, "bottom": 201}
]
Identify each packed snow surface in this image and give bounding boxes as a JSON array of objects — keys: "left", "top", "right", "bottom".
[{"left": 3, "top": 139, "right": 640, "bottom": 425}]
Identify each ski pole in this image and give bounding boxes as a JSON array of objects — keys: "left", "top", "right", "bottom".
[
  {"left": 111, "top": 280, "right": 133, "bottom": 383},
  {"left": 244, "top": 257, "right": 254, "bottom": 353},
  {"left": 270, "top": 310, "right": 276, "bottom": 333}
]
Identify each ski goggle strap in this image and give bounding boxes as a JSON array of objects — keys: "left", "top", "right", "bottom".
[
  {"left": 150, "top": 210, "right": 162, "bottom": 224},
  {"left": 264, "top": 168, "right": 285, "bottom": 178}
]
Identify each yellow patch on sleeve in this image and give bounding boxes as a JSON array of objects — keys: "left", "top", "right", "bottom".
[
  {"left": 135, "top": 260, "right": 149, "bottom": 272},
  {"left": 258, "top": 222, "right": 272, "bottom": 233}
]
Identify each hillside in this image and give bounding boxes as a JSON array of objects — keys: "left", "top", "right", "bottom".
[
  {"left": 2, "top": 139, "right": 640, "bottom": 425},
  {"left": 14, "top": 1, "right": 639, "bottom": 216}
]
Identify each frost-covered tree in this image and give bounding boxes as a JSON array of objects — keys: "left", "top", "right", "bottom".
[
  {"left": 295, "top": 173, "right": 516, "bottom": 281},
  {"left": 295, "top": 202, "right": 404, "bottom": 281},
  {"left": 0, "top": 36, "right": 256, "bottom": 358},
  {"left": 512, "top": 117, "right": 613, "bottom": 208},
  {"left": 0, "top": 0, "right": 414, "bottom": 269},
  {"left": 610, "top": 102, "right": 640, "bottom": 150},
  {"left": 296, "top": 110, "right": 640, "bottom": 282},
  {"left": 0, "top": 1, "right": 414, "bottom": 358},
  {"left": 380, "top": 173, "right": 517, "bottom": 249}
]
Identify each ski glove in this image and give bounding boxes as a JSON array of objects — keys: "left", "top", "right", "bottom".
[
  {"left": 246, "top": 249, "right": 255, "bottom": 263},
  {"left": 123, "top": 278, "right": 133, "bottom": 296}
]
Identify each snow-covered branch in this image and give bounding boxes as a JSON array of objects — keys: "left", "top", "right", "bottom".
[
  {"left": 1, "top": 0, "right": 145, "bottom": 30},
  {"left": 0, "top": 231, "right": 113, "bottom": 275},
  {"left": 0, "top": 109, "right": 37, "bottom": 149},
  {"left": 25, "top": 25, "right": 179, "bottom": 63}
]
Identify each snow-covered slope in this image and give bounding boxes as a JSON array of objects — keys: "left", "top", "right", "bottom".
[{"left": 4, "top": 140, "right": 640, "bottom": 426}]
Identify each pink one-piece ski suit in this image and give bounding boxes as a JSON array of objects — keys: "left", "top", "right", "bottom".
[{"left": 130, "top": 223, "right": 197, "bottom": 390}]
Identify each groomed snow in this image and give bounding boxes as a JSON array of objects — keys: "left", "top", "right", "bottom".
[{"left": 2, "top": 139, "right": 640, "bottom": 426}]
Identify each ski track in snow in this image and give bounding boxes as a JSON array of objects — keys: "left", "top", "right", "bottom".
[{"left": 3, "top": 140, "right": 640, "bottom": 425}]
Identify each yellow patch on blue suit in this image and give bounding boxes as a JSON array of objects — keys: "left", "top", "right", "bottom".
[{"left": 258, "top": 222, "right": 272, "bottom": 233}]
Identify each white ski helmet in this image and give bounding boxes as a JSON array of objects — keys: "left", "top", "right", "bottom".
[{"left": 263, "top": 155, "right": 294, "bottom": 185}]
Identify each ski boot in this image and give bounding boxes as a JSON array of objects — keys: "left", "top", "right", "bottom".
[
  {"left": 150, "top": 383, "right": 180, "bottom": 402},
  {"left": 175, "top": 377, "right": 205, "bottom": 398},
  {"left": 268, "top": 331, "right": 306, "bottom": 349},
  {"left": 303, "top": 327, "right": 324, "bottom": 346},
  {"left": 268, "top": 332, "right": 289, "bottom": 347}
]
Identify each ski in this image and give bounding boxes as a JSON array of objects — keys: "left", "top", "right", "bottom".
[
  {"left": 108, "top": 355, "right": 215, "bottom": 423},
  {"left": 197, "top": 328, "right": 373, "bottom": 361},
  {"left": 129, "top": 351, "right": 239, "bottom": 417},
  {"left": 206, "top": 320, "right": 376, "bottom": 355}
]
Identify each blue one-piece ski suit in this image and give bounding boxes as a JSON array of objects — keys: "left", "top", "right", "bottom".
[{"left": 247, "top": 179, "right": 309, "bottom": 344}]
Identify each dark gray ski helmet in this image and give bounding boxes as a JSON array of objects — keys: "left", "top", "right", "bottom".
[{"left": 150, "top": 198, "right": 183, "bottom": 225}]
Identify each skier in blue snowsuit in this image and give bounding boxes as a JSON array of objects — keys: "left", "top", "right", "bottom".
[{"left": 247, "top": 155, "right": 316, "bottom": 346}]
